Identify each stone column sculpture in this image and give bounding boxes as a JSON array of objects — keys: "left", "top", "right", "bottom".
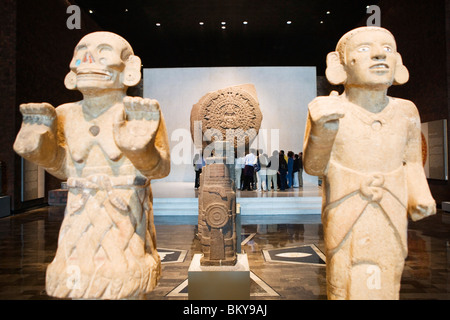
[
  {"left": 13, "top": 32, "right": 170, "bottom": 299},
  {"left": 303, "top": 27, "right": 436, "bottom": 299},
  {"left": 198, "top": 142, "right": 237, "bottom": 266},
  {"left": 190, "top": 84, "right": 262, "bottom": 266}
]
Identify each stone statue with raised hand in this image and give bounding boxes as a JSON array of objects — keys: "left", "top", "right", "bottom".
[
  {"left": 13, "top": 31, "right": 170, "bottom": 299},
  {"left": 303, "top": 27, "right": 435, "bottom": 300}
]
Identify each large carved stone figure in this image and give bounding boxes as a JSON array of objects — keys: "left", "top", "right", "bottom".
[
  {"left": 303, "top": 27, "right": 436, "bottom": 299},
  {"left": 13, "top": 32, "right": 170, "bottom": 299},
  {"left": 191, "top": 84, "right": 262, "bottom": 266}
]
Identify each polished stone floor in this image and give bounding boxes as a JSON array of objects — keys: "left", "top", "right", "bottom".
[{"left": 0, "top": 204, "right": 449, "bottom": 300}]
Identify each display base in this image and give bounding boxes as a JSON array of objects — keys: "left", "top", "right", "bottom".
[
  {"left": 0, "top": 196, "right": 10, "bottom": 218},
  {"left": 442, "top": 202, "right": 450, "bottom": 212},
  {"left": 188, "top": 253, "right": 250, "bottom": 300}
]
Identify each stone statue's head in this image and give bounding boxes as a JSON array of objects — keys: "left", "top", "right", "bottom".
[
  {"left": 64, "top": 31, "right": 141, "bottom": 92},
  {"left": 325, "top": 26, "right": 409, "bottom": 88}
]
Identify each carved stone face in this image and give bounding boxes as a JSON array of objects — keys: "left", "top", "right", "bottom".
[
  {"left": 68, "top": 32, "right": 132, "bottom": 92},
  {"left": 344, "top": 30, "right": 398, "bottom": 88}
]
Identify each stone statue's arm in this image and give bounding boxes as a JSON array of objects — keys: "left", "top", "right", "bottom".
[
  {"left": 303, "top": 92, "right": 345, "bottom": 176},
  {"left": 13, "top": 103, "right": 67, "bottom": 180},
  {"left": 113, "top": 96, "right": 170, "bottom": 179},
  {"left": 404, "top": 102, "right": 436, "bottom": 221}
]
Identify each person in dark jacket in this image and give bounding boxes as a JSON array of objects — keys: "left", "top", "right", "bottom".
[{"left": 278, "top": 151, "right": 288, "bottom": 191}]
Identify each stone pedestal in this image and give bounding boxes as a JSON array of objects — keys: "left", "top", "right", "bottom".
[
  {"left": 0, "top": 195, "right": 10, "bottom": 218},
  {"left": 188, "top": 253, "right": 250, "bottom": 300}
]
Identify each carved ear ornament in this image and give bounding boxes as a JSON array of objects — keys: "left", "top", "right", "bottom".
[
  {"left": 393, "top": 52, "right": 409, "bottom": 85},
  {"left": 122, "top": 55, "right": 142, "bottom": 87},
  {"left": 64, "top": 70, "right": 77, "bottom": 90},
  {"left": 325, "top": 51, "right": 347, "bottom": 85}
]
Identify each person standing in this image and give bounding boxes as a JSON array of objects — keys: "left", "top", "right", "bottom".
[
  {"left": 278, "top": 151, "right": 288, "bottom": 191},
  {"left": 293, "top": 153, "right": 300, "bottom": 188},
  {"left": 193, "top": 153, "right": 205, "bottom": 189},
  {"left": 298, "top": 152, "right": 303, "bottom": 188},
  {"left": 267, "top": 150, "right": 279, "bottom": 191},
  {"left": 235, "top": 155, "right": 245, "bottom": 190},
  {"left": 257, "top": 152, "right": 269, "bottom": 191},
  {"left": 243, "top": 149, "right": 257, "bottom": 191},
  {"left": 287, "top": 151, "right": 294, "bottom": 188}
]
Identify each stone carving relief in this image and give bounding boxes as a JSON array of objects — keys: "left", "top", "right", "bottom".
[
  {"left": 190, "top": 84, "right": 262, "bottom": 153},
  {"left": 198, "top": 161, "right": 237, "bottom": 266}
]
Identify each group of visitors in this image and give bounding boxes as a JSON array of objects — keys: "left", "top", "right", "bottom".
[
  {"left": 193, "top": 149, "right": 304, "bottom": 191},
  {"left": 235, "top": 149, "right": 303, "bottom": 192}
]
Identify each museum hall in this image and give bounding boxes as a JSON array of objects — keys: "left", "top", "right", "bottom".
[{"left": 0, "top": 0, "right": 449, "bottom": 305}]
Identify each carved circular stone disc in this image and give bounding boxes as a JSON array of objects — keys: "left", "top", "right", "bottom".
[
  {"left": 205, "top": 203, "right": 230, "bottom": 228},
  {"left": 190, "top": 84, "right": 262, "bottom": 151}
]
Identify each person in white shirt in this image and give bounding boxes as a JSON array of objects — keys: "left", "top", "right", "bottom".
[{"left": 234, "top": 156, "right": 245, "bottom": 190}]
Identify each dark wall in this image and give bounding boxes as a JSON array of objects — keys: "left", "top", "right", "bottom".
[
  {"left": 1, "top": 0, "right": 101, "bottom": 211},
  {"left": 378, "top": 0, "right": 450, "bottom": 206},
  {"left": 0, "top": 0, "right": 18, "bottom": 204}
]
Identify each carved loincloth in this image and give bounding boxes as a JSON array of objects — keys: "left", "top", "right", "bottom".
[{"left": 322, "top": 161, "right": 408, "bottom": 260}]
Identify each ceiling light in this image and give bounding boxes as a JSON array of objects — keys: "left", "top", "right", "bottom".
[
  {"left": 199, "top": 22, "right": 204, "bottom": 25},
  {"left": 243, "top": 21, "right": 248, "bottom": 25},
  {"left": 326, "top": 11, "right": 331, "bottom": 14},
  {"left": 89, "top": 10, "right": 93, "bottom": 14},
  {"left": 221, "top": 26, "right": 226, "bottom": 29},
  {"left": 320, "top": 21, "right": 324, "bottom": 24},
  {"left": 221, "top": 21, "right": 226, "bottom": 25},
  {"left": 286, "top": 20, "right": 292, "bottom": 24},
  {"left": 156, "top": 23, "right": 161, "bottom": 27},
  {"left": 125, "top": 9, "right": 128, "bottom": 12}
]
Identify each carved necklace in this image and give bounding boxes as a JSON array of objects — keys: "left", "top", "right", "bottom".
[{"left": 89, "top": 124, "right": 100, "bottom": 136}]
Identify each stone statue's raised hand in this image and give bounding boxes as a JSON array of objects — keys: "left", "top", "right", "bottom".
[
  {"left": 113, "top": 96, "right": 161, "bottom": 153},
  {"left": 13, "top": 103, "right": 57, "bottom": 165},
  {"left": 308, "top": 91, "right": 345, "bottom": 133}
]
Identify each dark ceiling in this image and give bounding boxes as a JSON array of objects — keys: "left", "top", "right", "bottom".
[{"left": 73, "top": 0, "right": 380, "bottom": 75}]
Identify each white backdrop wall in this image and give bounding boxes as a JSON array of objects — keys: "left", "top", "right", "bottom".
[{"left": 143, "top": 66, "right": 317, "bottom": 183}]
